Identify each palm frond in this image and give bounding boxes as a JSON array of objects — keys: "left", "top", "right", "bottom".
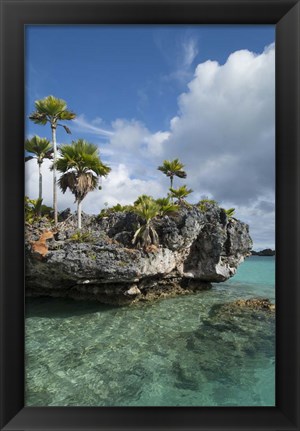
[
  {"left": 175, "top": 170, "right": 187, "bottom": 179},
  {"left": 62, "top": 125, "right": 72, "bottom": 134},
  {"left": 56, "top": 139, "right": 111, "bottom": 203},
  {"left": 56, "top": 140, "right": 111, "bottom": 177},
  {"left": 35, "top": 95, "right": 67, "bottom": 116},
  {"left": 134, "top": 195, "right": 154, "bottom": 206},
  {"left": 59, "top": 110, "right": 76, "bottom": 121},
  {"left": 30, "top": 96, "right": 76, "bottom": 126},
  {"left": 155, "top": 197, "right": 179, "bottom": 216},
  {"left": 25, "top": 136, "right": 53, "bottom": 161},
  {"left": 224, "top": 208, "right": 235, "bottom": 218},
  {"left": 132, "top": 200, "right": 160, "bottom": 222},
  {"left": 29, "top": 112, "right": 48, "bottom": 125},
  {"left": 169, "top": 185, "right": 193, "bottom": 200},
  {"left": 158, "top": 158, "right": 187, "bottom": 180}
]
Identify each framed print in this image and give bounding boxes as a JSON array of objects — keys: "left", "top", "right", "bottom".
[{"left": 1, "top": 0, "right": 300, "bottom": 430}]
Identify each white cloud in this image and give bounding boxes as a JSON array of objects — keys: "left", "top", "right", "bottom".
[
  {"left": 163, "top": 45, "right": 275, "bottom": 205},
  {"left": 25, "top": 159, "right": 164, "bottom": 215},
  {"left": 72, "top": 114, "right": 113, "bottom": 137},
  {"left": 233, "top": 200, "right": 275, "bottom": 250},
  {"left": 182, "top": 38, "right": 198, "bottom": 69},
  {"left": 159, "top": 44, "right": 275, "bottom": 248},
  {"left": 156, "top": 33, "right": 199, "bottom": 84},
  {"left": 103, "top": 119, "right": 169, "bottom": 179},
  {"left": 25, "top": 44, "right": 275, "bottom": 249},
  {"left": 25, "top": 159, "right": 75, "bottom": 210}
]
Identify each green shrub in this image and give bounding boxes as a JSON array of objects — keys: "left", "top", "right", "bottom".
[
  {"left": 25, "top": 196, "right": 53, "bottom": 223},
  {"left": 133, "top": 195, "right": 154, "bottom": 206},
  {"left": 168, "top": 185, "right": 193, "bottom": 205},
  {"left": 223, "top": 207, "right": 235, "bottom": 218},
  {"left": 69, "top": 231, "right": 94, "bottom": 243},
  {"left": 198, "top": 198, "right": 218, "bottom": 212},
  {"left": 98, "top": 203, "right": 133, "bottom": 218},
  {"left": 155, "top": 197, "right": 179, "bottom": 216}
]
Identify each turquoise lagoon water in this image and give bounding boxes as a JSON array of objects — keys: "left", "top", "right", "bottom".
[{"left": 25, "top": 256, "right": 275, "bottom": 407}]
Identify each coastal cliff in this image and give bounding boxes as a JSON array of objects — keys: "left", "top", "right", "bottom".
[{"left": 25, "top": 204, "right": 252, "bottom": 304}]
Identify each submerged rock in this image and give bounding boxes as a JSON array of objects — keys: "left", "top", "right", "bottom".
[
  {"left": 220, "top": 298, "right": 275, "bottom": 312},
  {"left": 25, "top": 205, "right": 252, "bottom": 304},
  {"left": 207, "top": 297, "right": 275, "bottom": 328}
]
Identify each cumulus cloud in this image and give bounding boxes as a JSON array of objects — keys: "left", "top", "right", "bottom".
[
  {"left": 159, "top": 44, "right": 275, "bottom": 247},
  {"left": 25, "top": 160, "right": 165, "bottom": 216},
  {"left": 163, "top": 46, "right": 275, "bottom": 203},
  {"left": 25, "top": 44, "right": 275, "bottom": 249}
]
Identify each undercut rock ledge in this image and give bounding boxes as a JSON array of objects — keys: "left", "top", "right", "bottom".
[{"left": 25, "top": 204, "right": 252, "bottom": 305}]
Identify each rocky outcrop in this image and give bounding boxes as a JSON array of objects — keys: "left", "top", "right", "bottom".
[
  {"left": 215, "top": 298, "right": 275, "bottom": 314},
  {"left": 25, "top": 204, "right": 252, "bottom": 304}
]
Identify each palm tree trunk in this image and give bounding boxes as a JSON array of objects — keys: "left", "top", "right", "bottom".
[
  {"left": 170, "top": 176, "right": 174, "bottom": 202},
  {"left": 77, "top": 200, "right": 82, "bottom": 229},
  {"left": 51, "top": 125, "right": 58, "bottom": 225},
  {"left": 38, "top": 162, "right": 42, "bottom": 200}
]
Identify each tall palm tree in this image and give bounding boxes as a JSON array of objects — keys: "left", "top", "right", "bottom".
[
  {"left": 55, "top": 139, "right": 111, "bottom": 229},
  {"left": 25, "top": 135, "right": 53, "bottom": 200},
  {"left": 157, "top": 158, "right": 187, "bottom": 189},
  {"left": 29, "top": 95, "right": 76, "bottom": 225},
  {"left": 169, "top": 185, "right": 193, "bottom": 205}
]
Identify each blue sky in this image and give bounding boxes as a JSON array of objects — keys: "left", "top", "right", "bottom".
[{"left": 25, "top": 25, "right": 275, "bottom": 249}]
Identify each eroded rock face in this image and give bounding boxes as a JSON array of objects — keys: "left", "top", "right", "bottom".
[{"left": 25, "top": 204, "right": 252, "bottom": 304}]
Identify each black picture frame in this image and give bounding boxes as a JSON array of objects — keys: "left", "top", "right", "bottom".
[{"left": 1, "top": 0, "right": 299, "bottom": 430}]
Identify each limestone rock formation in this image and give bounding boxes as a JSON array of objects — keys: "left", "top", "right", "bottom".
[{"left": 25, "top": 204, "right": 252, "bottom": 304}]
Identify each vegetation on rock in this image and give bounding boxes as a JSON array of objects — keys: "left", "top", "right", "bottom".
[
  {"left": 155, "top": 197, "right": 178, "bottom": 217},
  {"left": 169, "top": 185, "right": 193, "bottom": 205},
  {"left": 223, "top": 208, "right": 235, "bottom": 218},
  {"left": 132, "top": 197, "right": 160, "bottom": 249},
  {"left": 198, "top": 198, "right": 218, "bottom": 212},
  {"left": 25, "top": 196, "right": 53, "bottom": 224},
  {"left": 69, "top": 230, "right": 95, "bottom": 243}
]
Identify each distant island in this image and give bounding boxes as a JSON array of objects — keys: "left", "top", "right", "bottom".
[{"left": 251, "top": 248, "right": 275, "bottom": 256}]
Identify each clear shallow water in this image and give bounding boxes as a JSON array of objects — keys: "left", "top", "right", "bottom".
[{"left": 25, "top": 256, "right": 275, "bottom": 406}]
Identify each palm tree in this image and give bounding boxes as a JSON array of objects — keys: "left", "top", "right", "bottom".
[
  {"left": 155, "top": 197, "right": 178, "bottom": 217},
  {"left": 29, "top": 95, "right": 76, "bottom": 225},
  {"left": 25, "top": 136, "right": 53, "bottom": 200},
  {"left": 157, "top": 158, "right": 187, "bottom": 189},
  {"left": 224, "top": 208, "right": 235, "bottom": 218},
  {"left": 134, "top": 194, "right": 154, "bottom": 206},
  {"left": 132, "top": 199, "right": 160, "bottom": 249},
  {"left": 55, "top": 139, "right": 111, "bottom": 229},
  {"left": 169, "top": 185, "right": 193, "bottom": 205},
  {"left": 25, "top": 196, "right": 53, "bottom": 223}
]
